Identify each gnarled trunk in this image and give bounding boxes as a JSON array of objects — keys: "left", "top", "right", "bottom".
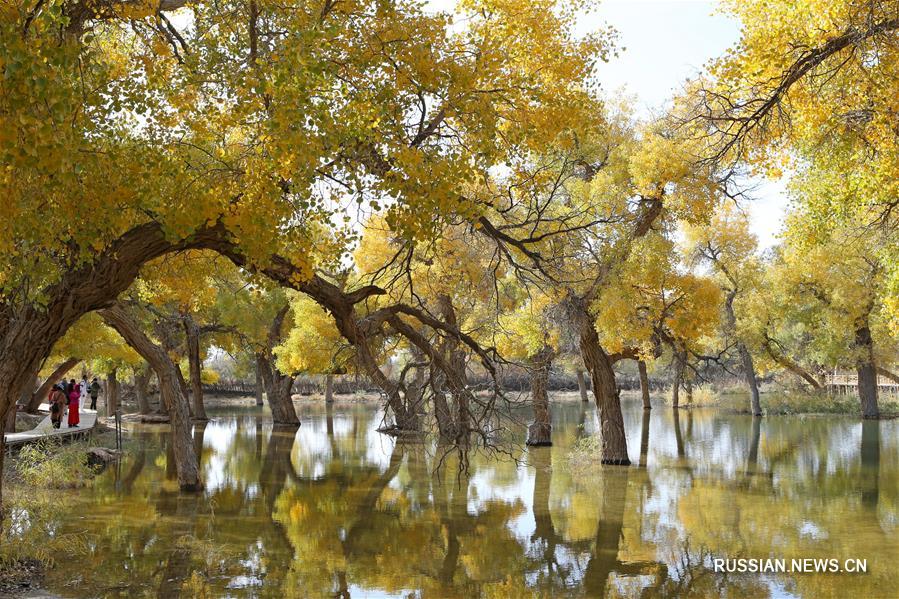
[
  {"left": 183, "top": 317, "right": 207, "bottom": 421},
  {"left": 526, "top": 346, "right": 554, "bottom": 446},
  {"left": 27, "top": 357, "right": 79, "bottom": 412},
  {"left": 637, "top": 360, "right": 651, "bottom": 410},
  {"left": 101, "top": 303, "right": 201, "bottom": 491},
  {"left": 724, "top": 291, "right": 761, "bottom": 415},
  {"left": 258, "top": 306, "right": 300, "bottom": 426},
  {"left": 257, "top": 353, "right": 299, "bottom": 426},
  {"left": 574, "top": 303, "right": 629, "bottom": 465},
  {"left": 855, "top": 323, "right": 879, "bottom": 419},
  {"left": 134, "top": 366, "right": 152, "bottom": 415}
]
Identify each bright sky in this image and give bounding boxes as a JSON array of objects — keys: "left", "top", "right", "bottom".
[
  {"left": 590, "top": 0, "right": 788, "bottom": 250},
  {"left": 426, "top": 0, "right": 789, "bottom": 249}
]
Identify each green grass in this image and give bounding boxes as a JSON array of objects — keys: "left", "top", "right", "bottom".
[
  {"left": 656, "top": 385, "right": 899, "bottom": 416},
  {"left": 14, "top": 438, "right": 102, "bottom": 489},
  {"left": 1, "top": 438, "right": 111, "bottom": 588}
]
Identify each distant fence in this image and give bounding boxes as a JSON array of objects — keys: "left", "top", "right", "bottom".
[{"left": 825, "top": 371, "right": 899, "bottom": 391}]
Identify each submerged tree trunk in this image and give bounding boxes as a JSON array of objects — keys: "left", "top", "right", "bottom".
[
  {"left": 325, "top": 373, "right": 334, "bottom": 403},
  {"left": 436, "top": 294, "right": 470, "bottom": 444},
  {"left": 257, "top": 354, "right": 299, "bottom": 426},
  {"left": 184, "top": 317, "right": 207, "bottom": 421},
  {"left": 671, "top": 356, "right": 683, "bottom": 409},
  {"left": 724, "top": 290, "right": 762, "bottom": 415},
  {"left": 100, "top": 304, "right": 201, "bottom": 491},
  {"left": 638, "top": 360, "right": 651, "bottom": 410},
  {"left": 134, "top": 366, "right": 152, "bottom": 415},
  {"left": 526, "top": 346, "right": 554, "bottom": 446},
  {"left": 855, "top": 323, "right": 879, "bottom": 419},
  {"left": 576, "top": 369, "right": 590, "bottom": 402},
  {"left": 574, "top": 303, "right": 629, "bottom": 465},
  {"left": 258, "top": 306, "right": 300, "bottom": 426},
  {"left": 27, "top": 357, "right": 79, "bottom": 412}
]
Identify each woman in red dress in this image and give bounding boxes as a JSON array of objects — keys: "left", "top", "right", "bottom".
[{"left": 67, "top": 379, "right": 80, "bottom": 428}]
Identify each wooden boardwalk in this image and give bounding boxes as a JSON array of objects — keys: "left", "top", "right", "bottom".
[
  {"left": 825, "top": 372, "right": 899, "bottom": 392},
  {"left": 3, "top": 404, "right": 99, "bottom": 451}
]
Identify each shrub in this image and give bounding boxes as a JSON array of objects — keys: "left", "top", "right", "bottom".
[{"left": 15, "top": 439, "right": 101, "bottom": 489}]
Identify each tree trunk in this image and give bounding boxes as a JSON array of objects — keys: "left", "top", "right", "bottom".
[
  {"left": 575, "top": 303, "right": 629, "bottom": 465},
  {"left": 436, "top": 295, "right": 469, "bottom": 444},
  {"left": 526, "top": 346, "right": 554, "bottom": 446},
  {"left": 257, "top": 353, "right": 300, "bottom": 426},
  {"left": 637, "top": 360, "right": 651, "bottom": 410},
  {"left": 855, "top": 323, "right": 879, "bottom": 419},
  {"left": 576, "top": 369, "right": 590, "bottom": 402},
  {"left": 184, "top": 318, "right": 207, "bottom": 421},
  {"left": 325, "top": 373, "right": 334, "bottom": 403},
  {"left": 740, "top": 345, "right": 762, "bottom": 416},
  {"left": 27, "top": 357, "right": 79, "bottom": 412},
  {"left": 671, "top": 356, "right": 683, "bottom": 409},
  {"left": 724, "top": 291, "right": 762, "bottom": 415},
  {"left": 100, "top": 303, "right": 201, "bottom": 491},
  {"left": 134, "top": 366, "right": 152, "bottom": 415},
  {"left": 672, "top": 407, "right": 685, "bottom": 458},
  {"left": 763, "top": 336, "right": 822, "bottom": 389},
  {"left": 107, "top": 368, "right": 119, "bottom": 415}
]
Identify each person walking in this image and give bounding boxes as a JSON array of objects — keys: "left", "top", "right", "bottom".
[
  {"left": 89, "top": 377, "right": 101, "bottom": 411},
  {"left": 79, "top": 375, "right": 89, "bottom": 409},
  {"left": 67, "top": 379, "right": 80, "bottom": 428},
  {"left": 48, "top": 384, "right": 66, "bottom": 429}
]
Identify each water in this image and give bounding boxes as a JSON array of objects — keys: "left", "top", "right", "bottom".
[{"left": 36, "top": 398, "right": 898, "bottom": 598}]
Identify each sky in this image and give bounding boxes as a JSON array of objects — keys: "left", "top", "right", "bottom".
[
  {"left": 426, "top": 0, "right": 789, "bottom": 249},
  {"left": 589, "top": 0, "right": 788, "bottom": 250}
]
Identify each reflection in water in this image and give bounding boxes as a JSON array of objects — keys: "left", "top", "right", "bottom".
[{"left": 33, "top": 400, "right": 899, "bottom": 598}]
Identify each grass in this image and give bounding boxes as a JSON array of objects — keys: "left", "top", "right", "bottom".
[
  {"left": 1, "top": 437, "right": 113, "bottom": 591},
  {"left": 656, "top": 384, "right": 899, "bottom": 416},
  {"left": 14, "top": 437, "right": 103, "bottom": 489}
]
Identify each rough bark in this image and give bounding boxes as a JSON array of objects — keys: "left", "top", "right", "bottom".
[
  {"left": 100, "top": 303, "right": 201, "bottom": 491},
  {"left": 576, "top": 369, "right": 590, "bottom": 402},
  {"left": 637, "top": 360, "right": 651, "bottom": 410},
  {"left": 436, "top": 294, "right": 469, "bottom": 442},
  {"left": 724, "top": 291, "right": 762, "bottom": 415},
  {"left": 855, "top": 323, "right": 879, "bottom": 419},
  {"left": 324, "top": 373, "right": 334, "bottom": 403},
  {"left": 257, "top": 353, "right": 299, "bottom": 426},
  {"left": 526, "top": 346, "right": 554, "bottom": 446},
  {"left": 134, "top": 366, "right": 152, "bottom": 415},
  {"left": 257, "top": 306, "right": 300, "bottom": 426},
  {"left": 183, "top": 317, "right": 207, "bottom": 421},
  {"left": 574, "top": 302, "right": 629, "bottom": 465},
  {"left": 107, "top": 368, "right": 119, "bottom": 415},
  {"left": 762, "top": 335, "right": 823, "bottom": 389},
  {"left": 27, "top": 357, "right": 79, "bottom": 412}
]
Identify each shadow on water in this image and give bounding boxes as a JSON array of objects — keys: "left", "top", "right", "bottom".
[{"left": 27, "top": 399, "right": 899, "bottom": 598}]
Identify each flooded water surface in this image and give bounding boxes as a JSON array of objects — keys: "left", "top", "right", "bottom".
[{"left": 37, "top": 398, "right": 898, "bottom": 598}]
